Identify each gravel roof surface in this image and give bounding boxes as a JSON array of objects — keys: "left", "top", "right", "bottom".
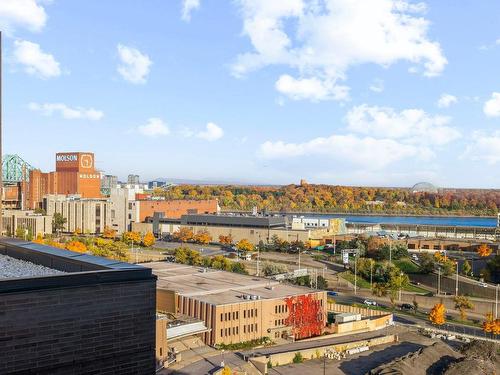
[{"left": 0, "top": 254, "right": 65, "bottom": 279}]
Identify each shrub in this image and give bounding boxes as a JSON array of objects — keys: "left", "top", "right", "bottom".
[{"left": 292, "top": 352, "right": 303, "bottom": 363}]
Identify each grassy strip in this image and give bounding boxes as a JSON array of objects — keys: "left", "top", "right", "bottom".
[{"left": 339, "top": 271, "right": 371, "bottom": 289}]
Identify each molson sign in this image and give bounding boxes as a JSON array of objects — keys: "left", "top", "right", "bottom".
[
  {"left": 56, "top": 154, "right": 78, "bottom": 162},
  {"left": 56, "top": 152, "right": 94, "bottom": 172}
]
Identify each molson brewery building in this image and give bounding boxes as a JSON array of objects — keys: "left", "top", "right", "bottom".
[{"left": 29, "top": 152, "right": 101, "bottom": 209}]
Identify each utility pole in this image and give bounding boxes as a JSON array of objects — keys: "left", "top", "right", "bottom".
[
  {"left": 354, "top": 252, "right": 357, "bottom": 295},
  {"left": 455, "top": 261, "right": 459, "bottom": 296},
  {"left": 437, "top": 267, "right": 441, "bottom": 295},
  {"left": 389, "top": 239, "right": 392, "bottom": 265},
  {"left": 370, "top": 260, "right": 373, "bottom": 290}
]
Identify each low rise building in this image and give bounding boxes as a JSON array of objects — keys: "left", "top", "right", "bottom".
[
  {"left": 1, "top": 209, "right": 53, "bottom": 237},
  {"left": 150, "top": 262, "right": 327, "bottom": 346},
  {"left": 134, "top": 199, "right": 220, "bottom": 222},
  {"left": 44, "top": 194, "right": 111, "bottom": 234}
]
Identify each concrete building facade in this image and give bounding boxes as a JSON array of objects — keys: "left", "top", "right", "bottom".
[
  {"left": 1, "top": 209, "right": 53, "bottom": 237},
  {"left": 44, "top": 194, "right": 111, "bottom": 234},
  {"left": 151, "top": 262, "right": 327, "bottom": 346}
]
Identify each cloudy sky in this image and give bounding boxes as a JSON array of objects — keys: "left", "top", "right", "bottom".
[{"left": 1, "top": 0, "right": 500, "bottom": 187}]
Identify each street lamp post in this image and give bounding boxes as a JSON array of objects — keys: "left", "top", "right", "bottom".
[
  {"left": 370, "top": 260, "right": 373, "bottom": 290},
  {"left": 437, "top": 266, "right": 441, "bottom": 295},
  {"left": 455, "top": 261, "right": 459, "bottom": 296},
  {"left": 354, "top": 252, "right": 357, "bottom": 295},
  {"left": 399, "top": 272, "right": 403, "bottom": 301}
]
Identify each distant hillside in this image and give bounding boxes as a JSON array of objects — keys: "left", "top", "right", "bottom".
[{"left": 151, "top": 183, "right": 500, "bottom": 216}]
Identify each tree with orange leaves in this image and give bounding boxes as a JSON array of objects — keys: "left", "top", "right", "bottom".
[
  {"left": 103, "top": 226, "right": 117, "bottom": 239},
  {"left": 122, "top": 231, "right": 142, "bottom": 244},
  {"left": 219, "top": 234, "right": 233, "bottom": 246},
  {"left": 429, "top": 303, "right": 446, "bottom": 325},
  {"left": 172, "top": 227, "right": 194, "bottom": 243},
  {"left": 482, "top": 312, "right": 500, "bottom": 335},
  {"left": 194, "top": 230, "right": 212, "bottom": 245},
  {"left": 33, "top": 233, "right": 44, "bottom": 244},
  {"left": 65, "top": 240, "right": 87, "bottom": 253},
  {"left": 477, "top": 244, "right": 492, "bottom": 257},
  {"left": 142, "top": 231, "right": 156, "bottom": 247}
]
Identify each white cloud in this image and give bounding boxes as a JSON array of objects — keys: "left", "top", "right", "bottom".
[
  {"left": 117, "top": 44, "right": 152, "bottom": 84},
  {"left": 275, "top": 74, "right": 349, "bottom": 101},
  {"left": 181, "top": 0, "right": 200, "bottom": 22},
  {"left": 13, "top": 40, "right": 61, "bottom": 79},
  {"left": 0, "top": 0, "right": 47, "bottom": 33},
  {"left": 369, "top": 79, "right": 384, "bottom": 93},
  {"left": 259, "top": 134, "right": 431, "bottom": 169},
  {"left": 483, "top": 92, "right": 500, "bottom": 117},
  {"left": 463, "top": 132, "right": 500, "bottom": 164},
  {"left": 197, "top": 122, "right": 224, "bottom": 141},
  {"left": 233, "top": 0, "right": 446, "bottom": 101},
  {"left": 345, "top": 105, "right": 460, "bottom": 145},
  {"left": 437, "top": 93, "right": 458, "bottom": 108},
  {"left": 137, "top": 118, "right": 170, "bottom": 137},
  {"left": 259, "top": 103, "right": 460, "bottom": 170},
  {"left": 29, "top": 102, "right": 103, "bottom": 121}
]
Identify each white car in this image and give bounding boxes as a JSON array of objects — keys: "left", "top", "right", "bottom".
[
  {"left": 478, "top": 282, "right": 488, "bottom": 288},
  {"left": 364, "top": 299, "right": 377, "bottom": 306}
]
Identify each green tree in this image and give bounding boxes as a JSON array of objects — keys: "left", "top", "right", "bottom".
[
  {"left": 231, "top": 262, "right": 248, "bottom": 274},
  {"left": 454, "top": 295, "right": 474, "bottom": 321},
  {"left": 292, "top": 352, "right": 303, "bottom": 363},
  {"left": 462, "top": 260, "right": 472, "bottom": 276},
  {"left": 418, "top": 253, "right": 436, "bottom": 274},
  {"left": 262, "top": 262, "right": 288, "bottom": 276},
  {"left": 52, "top": 213, "right": 67, "bottom": 235},
  {"left": 316, "top": 275, "right": 328, "bottom": 289}
]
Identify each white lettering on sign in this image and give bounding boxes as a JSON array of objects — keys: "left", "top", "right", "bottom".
[
  {"left": 79, "top": 174, "right": 100, "bottom": 179},
  {"left": 56, "top": 154, "right": 78, "bottom": 162}
]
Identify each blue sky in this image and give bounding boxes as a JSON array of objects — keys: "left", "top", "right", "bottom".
[{"left": 1, "top": 0, "right": 500, "bottom": 188}]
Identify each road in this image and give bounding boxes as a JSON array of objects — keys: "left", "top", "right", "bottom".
[{"left": 333, "top": 294, "right": 496, "bottom": 339}]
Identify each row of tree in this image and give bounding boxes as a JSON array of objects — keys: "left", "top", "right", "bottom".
[
  {"left": 151, "top": 183, "right": 500, "bottom": 215},
  {"left": 174, "top": 247, "right": 248, "bottom": 274}
]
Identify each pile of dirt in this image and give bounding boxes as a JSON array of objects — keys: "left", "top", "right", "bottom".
[
  {"left": 444, "top": 340, "right": 499, "bottom": 375},
  {"left": 368, "top": 341, "right": 462, "bottom": 375}
]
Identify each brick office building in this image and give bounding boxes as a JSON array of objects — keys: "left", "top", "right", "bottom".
[
  {"left": 0, "top": 238, "right": 157, "bottom": 374},
  {"left": 28, "top": 152, "right": 101, "bottom": 209}
]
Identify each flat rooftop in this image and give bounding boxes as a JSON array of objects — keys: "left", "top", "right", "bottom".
[
  {"left": 148, "top": 262, "right": 321, "bottom": 305},
  {"left": 0, "top": 238, "right": 155, "bottom": 294},
  {"left": 0, "top": 254, "right": 64, "bottom": 279}
]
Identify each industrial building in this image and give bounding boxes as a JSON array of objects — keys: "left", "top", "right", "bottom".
[
  {"left": 28, "top": 152, "right": 102, "bottom": 209},
  {"left": 133, "top": 214, "right": 342, "bottom": 246},
  {"left": 150, "top": 262, "right": 327, "bottom": 346},
  {"left": 134, "top": 198, "right": 220, "bottom": 222},
  {"left": 0, "top": 238, "right": 157, "bottom": 374}
]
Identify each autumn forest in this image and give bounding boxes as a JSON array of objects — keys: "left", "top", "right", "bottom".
[{"left": 153, "top": 184, "right": 500, "bottom": 216}]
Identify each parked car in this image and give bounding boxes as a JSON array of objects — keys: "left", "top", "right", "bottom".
[
  {"left": 327, "top": 291, "right": 338, "bottom": 297},
  {"left": 364, "top": 299, "right": 377, "bottom": 306},
  {"left": 411, "top": 254, "right": 419, "bottom": 261},
  {"left": 478, "top": 282, "right": 488, "bottom": 288},
  {"left": 400, "top": 303, "right": 414, "bottom": 311}
]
